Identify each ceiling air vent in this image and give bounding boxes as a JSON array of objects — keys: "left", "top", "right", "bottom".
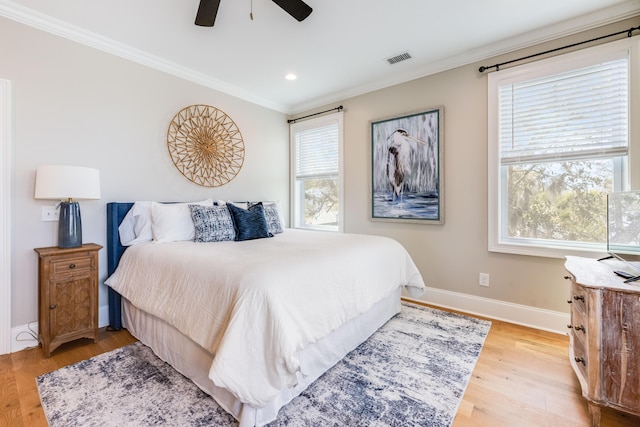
[{"left": 386, "top": 52, "right": 412, "bottom": 65}]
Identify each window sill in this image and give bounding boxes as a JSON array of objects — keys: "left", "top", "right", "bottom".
[{"left": 488, "top": 239, "right": 607, "bottom": 259}]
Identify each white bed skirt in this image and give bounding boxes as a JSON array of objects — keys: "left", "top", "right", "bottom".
[{"left": 122, "top": 286, "right": 402, "bottom": 426}]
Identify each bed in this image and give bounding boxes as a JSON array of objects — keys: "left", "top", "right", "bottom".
[{"left": 105, "top": 201, "right": 425, "bottom": 426}]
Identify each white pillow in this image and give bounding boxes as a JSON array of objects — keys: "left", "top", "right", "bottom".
[
  {"left": 118, "top": 201, "right": 153, "bottom": 246},
  {"left": 151, "top": 200, "right": 213, "bottom": 242}
]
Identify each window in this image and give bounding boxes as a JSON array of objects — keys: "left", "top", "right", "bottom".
[
  {"left": 290, "top": 112, "right": 344, "bottom": 231},
  {"left": 488, "top": 36, "right": 639, "bottom": 257}
]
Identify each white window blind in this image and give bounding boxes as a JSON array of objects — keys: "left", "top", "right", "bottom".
[
  {"left": 488, "top": 36, "right": 638, "bottom": 258},
  {"left": 290, "top": 112, "right": 344, "bottom": 232},
  {"left": 295, "top": 123, "right": 339, "bottom": 179},
  {"left": 499, "top": 55, "right": 629, "bottom": 166}
]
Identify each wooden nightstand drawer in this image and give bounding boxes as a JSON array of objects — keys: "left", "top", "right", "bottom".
[{"left": 51, "top": 256, "right": 93, "bottom": 275}]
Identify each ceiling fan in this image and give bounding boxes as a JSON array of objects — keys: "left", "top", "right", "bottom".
[{"left": 195, "top": 0, "right": 312, "bottom": 27}]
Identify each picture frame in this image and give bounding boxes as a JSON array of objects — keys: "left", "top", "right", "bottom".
[{"left": 370, "top": 106, "right": 443, "bottom": 224}]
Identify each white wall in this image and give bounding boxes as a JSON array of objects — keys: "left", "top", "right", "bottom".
[{"left": 0, "top": 17, "right": 289, "bottom": 335}]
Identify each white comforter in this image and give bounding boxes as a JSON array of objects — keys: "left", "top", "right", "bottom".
[{"left": 105, "top": 229, "right": 425, "bottom": 407}]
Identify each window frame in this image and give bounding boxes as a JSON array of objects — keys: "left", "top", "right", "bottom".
[
  {"left": 488, "top": 36, "right": 639, "bottom": 258},
  {"left": 0, "top": 78, "right": 11, "bottom": 354},
  {"left": 289, "top": 112, "right": 344, "bottom": 232}
]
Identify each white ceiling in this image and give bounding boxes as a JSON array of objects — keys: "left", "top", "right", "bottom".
[{"left": 1, "top": 0, "right": 639, "bottom": 114}]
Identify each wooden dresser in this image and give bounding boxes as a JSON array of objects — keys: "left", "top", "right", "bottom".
[
  {"left": 564, "top": 256, "right": 640, "bottom": 426},
  {"left": 35, "top": 243, "right": 102, "bottom": 357}
]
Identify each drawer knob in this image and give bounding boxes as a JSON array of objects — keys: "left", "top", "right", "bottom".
[
  {"left": 69, "top": 263, "right": 76, "bottom": 269},
  {"left": 567, "top": 299, "right": 573, "bottom": 304},
  {"left": 564, "top": 275, "right": 571, "bottom": 280},
  {"left": 574, "top": 357, "right": 586, "bottom": 366},
  {"left": 49, "top": 304, "right": 56, "bottom": 310},
  {"left": 573, "top": 295, "right": 584, "bottom": 302},
  {"left": 574, "top": 325, "right": 585, "bottom": 332},
  {"left": 567, "top": 324, "right": 573, "bottom": 329}
]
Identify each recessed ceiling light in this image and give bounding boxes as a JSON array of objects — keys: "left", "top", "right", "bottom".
[{"left": 285, "top": 73, "right": 297, "bottom": 81}]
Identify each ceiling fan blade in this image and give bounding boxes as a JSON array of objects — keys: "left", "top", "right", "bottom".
[
  {"left": 272, "top": 0, "right": 312, "bottom": 22},
  {"left": 195, "top": 0, "right": 221, "bottom": 27}
]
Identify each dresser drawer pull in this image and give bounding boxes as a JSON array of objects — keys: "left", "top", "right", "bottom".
[
  {"left": 68, "top": 263, "right": 76, "bottom": 269},
  {"left": 567, "top": 299, "right": 573, "bottom": 304},
  {"left": 564, "top": 275, "right": 571, "bottom": 280},
  {"left": 567, "top": 324, "right": 573, "bottom": 329},
  {"left": 574, "top": 357, "right": 586, "bottom": 366},
  {"left": 574, "top": 325, "right": 585, "bottom": 332},
  {"left": 49, "top": 304, "right": 56, "bottom": 310},
  {"left": 573, "top": 295, "right": 584, "bottom": 302}
]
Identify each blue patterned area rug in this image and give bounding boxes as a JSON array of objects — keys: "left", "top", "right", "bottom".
[{"left": 37, "top": 303, "right": 491, "bottom": 427}]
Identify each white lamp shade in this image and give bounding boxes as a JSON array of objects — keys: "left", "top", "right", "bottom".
[{"left": 34, "top": 165, "right": 101, "bottom": 200}]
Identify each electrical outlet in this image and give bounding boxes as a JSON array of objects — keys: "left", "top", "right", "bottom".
[
  {"left": 42, "top": 206, "right": 59, "bottom": 221},
  {"left": 479, "top": 273, "right": 490, "bottom": 287}
]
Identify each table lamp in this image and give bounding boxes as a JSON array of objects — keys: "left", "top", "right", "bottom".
[{"left": 34, "top": 165, "right": 101, "bottom": 248}]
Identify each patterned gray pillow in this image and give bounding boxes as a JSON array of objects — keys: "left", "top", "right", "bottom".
[
  {"left": 249, "top": 202, "right": 283, "bottom": 234},
  {"left": 189, "top": 204, "right": 235, "bottom": 242}
]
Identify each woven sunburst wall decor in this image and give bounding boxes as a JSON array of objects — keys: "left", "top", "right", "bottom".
[{"left": 167, "top": 104, "right": 245, "bottom": 187}]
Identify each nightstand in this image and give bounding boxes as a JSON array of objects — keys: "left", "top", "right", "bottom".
[{"left": 35, "top": 243, "right": 102, "bottom": 357}]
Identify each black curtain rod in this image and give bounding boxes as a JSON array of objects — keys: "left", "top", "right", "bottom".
[
  {"left": 479, "top": 25, "right": 640, "bottom": 73},
  {"left": 287, "top": 105, "right": 343, "bottom": 124}
]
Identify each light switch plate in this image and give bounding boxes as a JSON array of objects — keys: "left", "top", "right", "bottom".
[{"left": 42, "top": 206, "right": 59, "bottom": 221}]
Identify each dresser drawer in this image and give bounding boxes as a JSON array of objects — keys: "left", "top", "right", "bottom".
[
  {"left": 570, "top": 302, "right": 588, "bottom": 336},
  {"left": 570, "top": 329, "right": 588, "bottom": 380},
  {"left": 569, "top": 282, "right": 588, "bottom": 378},
  {"left": 569, "top": 282, "right": 587, "bottom": 316}
]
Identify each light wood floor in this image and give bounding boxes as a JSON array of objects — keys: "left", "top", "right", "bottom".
[{"left": 2, "top": 308, "right": 639, "bottom": 426}]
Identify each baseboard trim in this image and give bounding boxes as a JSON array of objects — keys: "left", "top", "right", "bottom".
[
  {"left": 406, "top": 287, "right": 570, "bottom": 335},
  {"left": 12, "top": 296, "right": 568, "bottom": 353}
]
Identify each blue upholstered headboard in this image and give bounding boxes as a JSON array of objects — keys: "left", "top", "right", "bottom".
[{"left": 106, "top": 202, "right": 134, "bottom": 330}]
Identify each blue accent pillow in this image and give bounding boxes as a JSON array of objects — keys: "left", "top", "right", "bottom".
[
  {"left": 189, "top": 204, "right": 235, "bottom": 242},
  {"left": 227, "top": 202, "right": 273, "bottom": 241}
]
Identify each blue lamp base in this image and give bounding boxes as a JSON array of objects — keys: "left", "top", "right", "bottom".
[{"left": 58, "top": 201, "right": 82, "bottom": 248}]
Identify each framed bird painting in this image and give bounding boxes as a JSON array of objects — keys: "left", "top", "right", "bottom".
[{"left": 370, "top": 106, "right": 444, "bottom": 224}]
